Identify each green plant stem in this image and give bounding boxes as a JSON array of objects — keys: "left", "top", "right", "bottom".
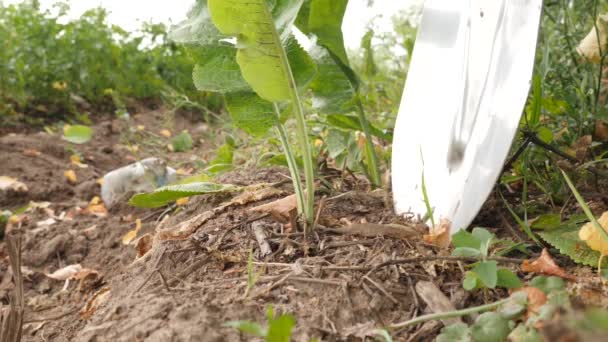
[
  {"left": 355, "top": 96, "right": 382, "bottom": 187},
  {"left": 262, "top": 3, "right": 315, "bottom": 227},
  {"left": 274, "top": 108, "right": 306, "bottom": 219},
  {"left": 561, "top": 170, "right": 608, "bottom": 242},
  {"left": 389, "top": 297, "right": 511, "bottom": 329}
]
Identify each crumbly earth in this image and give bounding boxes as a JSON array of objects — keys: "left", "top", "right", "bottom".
[{"left": 0, "top": 110, "right": 607, "bottom": 342}]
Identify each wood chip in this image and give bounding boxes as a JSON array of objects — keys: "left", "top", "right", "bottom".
[{"left": 415, "top": 281, "right": 462, "bottom": 326}]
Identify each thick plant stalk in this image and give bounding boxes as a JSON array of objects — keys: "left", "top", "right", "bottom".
[
  {"left": 274, "top": 106, "right": 307, "bottom": 221},
  {"left": 261, "top": 4, "right": 315, "bottom": 227},
  {"left": 355, "top": 97, "right": 382, "bottom": 187}
]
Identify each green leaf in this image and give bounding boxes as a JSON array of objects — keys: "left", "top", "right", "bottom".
[
  {"left": 471, "top": 312, "right": 511, "bottom": 342},
  {"left": 437, "top": 323, "right": 472, "bottom": 342},
  {"left": 496, "top": 268, "right": 523, "bottom": 289},
  {"left": 325, "top": 129, "right": 349, "bottom": 159},
  {"left": 171, "top": 131, "right": 193, "bottom": 152},
  {"left": 463, "top": 271, "right": 480, "bottom": 291},
  {"left": 472, "top": 227, "right": 495, "bottom": 257},
  {"left": 370, "top": 329, "right": 393, "bottom": 342},
  {"left": 499, "top": 292, "right": 528, "bottom": 320},
  {"left": 530, "top": 214, "right": 562, "bottom": 230},
  {"left": 452, "top": 230, "right": 481, "bottom": 250},
  {"left": 224, "top": 320, "right": 266, "bottom": 337},
  {"left": 191, "top": 45, "right": 250, "bottom": 93},
  {"left": 473, "top": 261, "right": 498, "bottom": 289},
  {"left": 538, "top": 225, "right": 604, "bottom": 267},
  {"left": 224, "top": 92, "right": 278, "bottom": 137},
  {"left": 129, "top": 182, "right": 237, "bottom": 208},
  {"left": 62, "top": 125, "right": 93, "bottom": 144},
  {"left": 529, "top": 276, "right": 565, "bottom": 294},
  {"left": 206, "top": 139, "right": 235, "bottom": 174},
  {"left": 508, "top": 325, "right": 542, "bottom": 342},
  {"left": 452, "top": 247, "right": 482, "bottom": 258},
  {"left": 266, "top": 313, "right": 296, "bottom": 342},
  {"left": 325, "top": 114, "right": 389, "bottom": 140},
  {"left": 304, "top": 0, "right": 349, "bottom": 66},
  {"left": 537, "top": 126, "right": 554, "bottom": 143},
  {"left": 208, "top": 0, "right": 306, "bottom": 102},
  {"left": 169, "top": 0, "right": 226, "bottom": 46},
  {"left": 309, "top": 49, "right": 356, "bottom": 114}
]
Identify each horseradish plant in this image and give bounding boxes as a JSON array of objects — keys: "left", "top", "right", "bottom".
[{"left": 170, "top": 0, "right": 382, "bottom": 228}]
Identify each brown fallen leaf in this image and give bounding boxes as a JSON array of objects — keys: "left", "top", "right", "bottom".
[
  {"left": 64, "top": 170, "right": 77, "bottom": 184},
  {"left": 579, "top": 211, "right": 608, "bottom": 272},
  {"left": 0, "top": 176, "right": 28, "bottom": 192},
  {"left": 80, "top": 287, "right": 110, "bottom": 320},
  {"left": 135, "top": 233, "right": 154, "bottom": 258},
  {"left": 577, "top": 13, "right": 608, "bottom": 64},
  {"left": 595, "top": 120, "right": 608, "bottom": 142},
  {"left": 423, "top": 218, "right": 451, "bottom": 249},
  {"left": 521, "top": 248, "right": 576, "bottom": 281},
  {"left": 248, "top": 194, "right": 297, "bottom": 224},
  {"left": 512, "top": 286, "right": 548, "bottom": 318},
  {"left": 73, "top": 269, "right": 102, "bottom": 293},
  {"left": 45, "top": 264, "right": 83, "bottom": 280},
  {"left": 158, "top": 210, "right": 215, "bottom": 240}
]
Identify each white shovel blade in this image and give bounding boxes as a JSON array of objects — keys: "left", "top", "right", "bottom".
[{"left": 391, "top": 0, "right": 543, "bottom": 233}]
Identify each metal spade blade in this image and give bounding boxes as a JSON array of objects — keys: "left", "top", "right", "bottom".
[{"left": 391, "top": 0, "right": 543, "bottom": 233}]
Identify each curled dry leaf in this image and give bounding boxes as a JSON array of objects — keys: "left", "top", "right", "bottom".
[
  {"left": 73, "top": 269, "right": 102, "bottom": 293},
  {"left": 121, "top": 218, "right": 142, "bottom": 245},
  {"left": 64, "top": 170, "right": 78, "bottom": 184},
  {"left": 512, "top": 286, "right": 548, "bottom": 318},
  {"left": 577, "top": 13, "right": 608, "bottom": 64},
  {"left": 579, "top": 211, "right": 608, "bottom": 269},
  {"left": 45, "top": 264, "right": 83, "bottom": 280},
  {"left": 248, "top": 194, "right": 297, "bottom": 224},
  {"left": 0, "top": 176, "right": 28, "bottom": 192},
  {"left": 521, "top": 248, "right": 576, "bottom": 281},
  {"left": 423, "top": 218, "right": 451, "bottom": 249},
  {"left": 80, "top": 287, "right": 110, "bottom": 320},
  {"left": 135, "top": 233, "right": 154, "bottom": 258}
]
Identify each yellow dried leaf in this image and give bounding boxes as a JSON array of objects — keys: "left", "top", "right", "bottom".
[
  {"left": 136, "top": 125, "right": 145, "bottom": 131},
  {"left": 80, "top": 287, "right": 110, "bottom": 320},
  {"left": 90, "top": 196, "right": 101, "bottom": 205},
  {"left": 579, "top": 211, "right": 608, "bottom": 256},
  {"left": 70, "top": 154, "right": 88, "bottom": 168},
  {"left": 577, "top": 14, "right": 608, "bottom": 64},
  {"left": 160, "top": 129, "right": 172, "bottom": 138},
  {"left": 121, "top": 218, "right": 142, "bottom": 245},
  {"left": 96, "top": 177, "right": 104, "bottom": 185},
  {"left": 64, "top": 170, "right": 77, "bottom": 184},
  {"left": 175, "top": 197, "right": 189, "bottom": 206},
  {"left": 22, "top": 148, "right": 41, "bottom": 157}
]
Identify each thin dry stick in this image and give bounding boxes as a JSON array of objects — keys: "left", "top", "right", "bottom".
[{"left": 363, "top": 276, "right": 399, "bottom": 304}]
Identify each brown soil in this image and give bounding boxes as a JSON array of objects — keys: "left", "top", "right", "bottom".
[{"left": 0, "top": 110, "right": 606, "bottom": 342}]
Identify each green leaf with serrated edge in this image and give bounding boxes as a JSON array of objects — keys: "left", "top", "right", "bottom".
[
  {"left": 305, "top": 0, "right": 349, "bottom": 66},
  {"left": 62, "top": 125, "right": 93, "bottom": 144},
  {"left": 471, "top": 312, "right": 511, "bottom": 342},
  {"left": 529, "top": 276, "right": 565, "bottom": 294},
  {"left": 474, "top": 261, "right": 498, "bottom": 289},
  {"left": 192, "top": 45, "right": 250, "bottom": 93},
  {"left": 452, "top": 247, "right": 482, "bottom": 258},
  {"left": 325, "top": 114, "right": 390, "bottom": 140},
  {"left": 171, "top": 131, "right": 193, "bottom": 152},
  {"left": 436, "top": 323, "right": 472, "bottom": 342},
  {"left": 225, "top": 92, "right": 277, "bottom": 137},
  {"left": 308, "top": 47, "right": 356, "bottom": 114},
  {"left": 208, "top": 0, "right": 305, "bottom": 102},
  {"left": 223, "top": 320, "right": 266, "bottom": 337},
  {"left": 496, "top": 268, "right": 523, "bottom": 289},
  {"left": 538, "top": 225, "right": 604, "bottom": 267},
  {"left": 530, "top": 214, "right": 562, "bottom": 230},
  {"left": 452, "top": 230, "right": 481, "bottom": 249},
  {"left": 129, "top": 182, "right": 238, "bottom": 208},
  {"left": 169, "top": 0, "right": 226, "bottom": 46}
]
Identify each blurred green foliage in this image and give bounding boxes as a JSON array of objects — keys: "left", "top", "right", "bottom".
[{"left": 0, "top": 0, "right": 216, "bottom": 122}]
